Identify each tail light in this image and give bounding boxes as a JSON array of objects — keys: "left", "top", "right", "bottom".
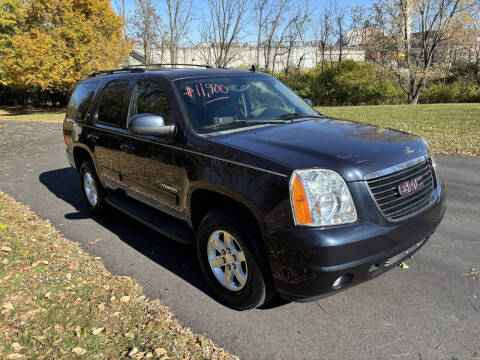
[{"left": 63, "top": 118, "right": 67, "bottom": 144}]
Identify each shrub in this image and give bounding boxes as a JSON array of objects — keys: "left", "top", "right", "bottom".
[
  {"left": 275, "top": 61, "right": 404, "bottom": 106},
  {"left": 420, "top": 80, "right": 480, "bottom": 104}
]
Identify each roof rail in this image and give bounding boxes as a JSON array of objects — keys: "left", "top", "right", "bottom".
[
  {"left": 127, "top": 63, "right": 213, "bottom": 69},
  {"left": 87, "top": 67, "right": 145, "bottom": 78},
  {"left": 87, "top": 63, "right": 214, "bottom": 78}
]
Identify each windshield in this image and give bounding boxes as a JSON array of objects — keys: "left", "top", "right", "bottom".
[{"left": 174, "top": 74, "right": 319, "bottom": 134}]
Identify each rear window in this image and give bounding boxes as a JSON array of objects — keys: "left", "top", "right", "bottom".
[{"left": 66, "top": 81, "right": 99, "bottom": 121}]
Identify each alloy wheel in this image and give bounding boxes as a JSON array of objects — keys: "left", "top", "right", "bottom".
[
  {"left": 207, "top": 230, "right": 248, "bottom": 291},
  {"left": 83, "top": 172, "right": 98, "bottom": 207}
]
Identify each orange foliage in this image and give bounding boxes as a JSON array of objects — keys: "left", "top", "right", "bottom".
[{"left": 2, "top": 0, "right": 132, "bottom": 93}]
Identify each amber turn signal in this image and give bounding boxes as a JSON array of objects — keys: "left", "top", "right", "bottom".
[{"left": 291, "top": 175, "right": 312, "bottom": 224}]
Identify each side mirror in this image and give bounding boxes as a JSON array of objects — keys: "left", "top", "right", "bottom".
[
  {"left": 128, "top": 113, "right": 176, "bottom": 138},
  {"left": 304, "top": 99, "right": 313, "bottom": 107}
]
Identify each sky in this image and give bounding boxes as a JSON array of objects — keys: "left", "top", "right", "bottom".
[{"left": 114, "top": 0, "right": 377, "bottom": 43}]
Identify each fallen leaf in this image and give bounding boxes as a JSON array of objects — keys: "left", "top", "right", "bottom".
[
  {"left": 22, "top": 250, "right": 29, "bottom": 258},
  {"left": 7, "top": 354, "right": 25, "bottom": 359},
  {"left": 92, "top": 327, "right": 104, "bottom": 335},
  {"left": 0, "top": 223, "right": 7, "bottom": 230},
  {"left": 66, "top": 273, "right": 72, "bottom": 280},
  {"left": 11, "top": 342, "right": 22, "bottom": 351},
  {"left": 125, "top": 332, "right": 135, "bottom": 339},
  {"left": 2, "top": 302, "right": 14, "bottom": 310},
  {"left": 120, "top": 296, "right": 130, "bottom": 303},
  {"left": 128, "top": 347, "right": 139, "bottom": 357},
  {"left": 155, "top": 348, "right": 167, "bottom": 357},
  {"left": 1, "top": 245, "right": 12, "bottom": 252},
  {"left": 72, "top": 347, "right": 86, "bottom": 356}
]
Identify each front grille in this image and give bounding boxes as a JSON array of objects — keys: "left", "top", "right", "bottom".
[{"left": 366, "top": 158, "right": 436, "bottom": 221}]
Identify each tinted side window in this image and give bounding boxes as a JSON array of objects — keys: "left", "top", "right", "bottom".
[
  {"left": 98, "top": 80, "right": 129, "bottom": 127},
  {"left": 66, "top": 81, "right": 99, "bottom": 121},
  {"left": 129, "top": 81, "right": 172, "bottom": 125}
]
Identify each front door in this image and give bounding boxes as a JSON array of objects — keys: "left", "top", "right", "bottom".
[{"left": 120, "top": 79, "right": 184, "bottom": 217}]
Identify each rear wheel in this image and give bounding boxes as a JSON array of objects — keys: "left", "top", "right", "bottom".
[
  {"left": 196, "top": 208, "right": 274, "bottom": 310},
  {"left": 79, "top": 161, "right": 108, "bottom": 216}
]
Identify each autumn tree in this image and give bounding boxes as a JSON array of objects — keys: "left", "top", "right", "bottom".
[
  {"left": 1, "top": 0, "right": 130, "bottom": 102},
  {"left": 0, "top": 0, "right": 23, "bottom": 55},
  {"left": 0, "top": 0, "right": 24, "bottom": 84},
  {"left": 372, "top": 0, "right": 477, "bottom": 104}
]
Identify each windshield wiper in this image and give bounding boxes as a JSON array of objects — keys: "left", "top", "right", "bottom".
[
  {"left": 274, "top": 112, "right": 323, "bottom": 121},
  {"left": 205, "top": 120, "right": 285, "bottom": 130}
]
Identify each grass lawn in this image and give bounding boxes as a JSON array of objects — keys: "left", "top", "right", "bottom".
[
  {"left": 0, "top": 107, "right": 65, "bottom": 122},
  {"left": 316, "top": 103, "right": 480, "bottom": 157},
  {"left": 0, "top": 191, "right": 236, "bottom": 360}
]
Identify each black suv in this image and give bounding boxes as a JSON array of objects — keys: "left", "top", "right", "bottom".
[{"left": 64, "top": 65, "right": 446, "bottom": 310}]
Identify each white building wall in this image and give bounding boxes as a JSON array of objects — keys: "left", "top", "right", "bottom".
[{"left": 128, "top": 44, "right": 366, "bottom": 69}]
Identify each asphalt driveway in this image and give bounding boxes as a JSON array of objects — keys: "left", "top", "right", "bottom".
[{"left": 0, "top": 120, "right": 479, "bottom": 360}]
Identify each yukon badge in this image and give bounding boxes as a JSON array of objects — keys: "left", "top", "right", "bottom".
[{"left": 398, "top": 176, "right": 424, "bottom": 196}]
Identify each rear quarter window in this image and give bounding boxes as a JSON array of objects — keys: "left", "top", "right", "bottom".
[{"left": 66, "top": 81, "right": 99, "bottom": 121}]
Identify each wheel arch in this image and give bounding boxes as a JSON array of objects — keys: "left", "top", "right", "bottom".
[
  {"left": 188, "top": 186, "right": 271, "bottom": 267},
  {"left": 73, "top": 144, "right": 96, "bottom": 172}
]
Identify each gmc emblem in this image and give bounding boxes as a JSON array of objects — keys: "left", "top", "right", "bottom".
[{"left": 398, "top": 176, "right": 424, "bottom": 196}]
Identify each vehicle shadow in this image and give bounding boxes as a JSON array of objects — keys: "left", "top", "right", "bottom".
[
  {"left": 39, "top": 167, "right": 215, "bottom": 300},
  {"left": 39, "top": 167, "right": 288, "bottom": 310}
]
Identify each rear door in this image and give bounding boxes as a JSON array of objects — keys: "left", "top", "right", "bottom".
[
  {"left": 91, "top": 79, "right": 130, "bottom": 190},
  {"left": 119, "top": 79, "right": 185, "bottom": 217}
]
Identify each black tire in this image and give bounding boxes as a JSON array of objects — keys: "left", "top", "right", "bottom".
[
  {"left": 196, "top": 208, "right": 274, "bottom": 310},
  {"left": 79, "top": 161, "right": 108, "bottom": 216}
]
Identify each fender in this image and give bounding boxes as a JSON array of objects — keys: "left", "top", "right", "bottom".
[{"left": 186, "top": 180, "right": 266, "bottom": 231}]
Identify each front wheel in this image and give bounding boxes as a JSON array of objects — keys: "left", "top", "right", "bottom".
[{"left": 196, "top": 209, "right": 273, "bottom": 310}]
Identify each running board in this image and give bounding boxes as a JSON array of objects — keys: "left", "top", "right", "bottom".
[{"left": 105, "top": 192, "right": 194, "bottom": 245}]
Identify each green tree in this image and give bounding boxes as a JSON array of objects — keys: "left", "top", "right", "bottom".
[
  {"left": 1, "top": 0, "right": 131, "bottom": 99},
  {"left": 0, "top": 0, "right": 24, "bottom": 84},
  {"left": 0, "top": 0, "right": 23, "bottom": 53}
]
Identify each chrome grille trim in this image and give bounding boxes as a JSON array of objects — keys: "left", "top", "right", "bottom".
[
  {"left": 384, "top": 239, "right": 426, "bottom": 267},
  {"left": 364, "top": 154, "right": 430, "bottom": 180},
  {"left": 364, "top": 154, "right": 437, "bottom": 222}
]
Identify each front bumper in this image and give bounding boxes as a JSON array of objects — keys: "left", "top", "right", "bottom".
[{"left": 266, "top": 183, "right": 446, "bottom": 302}]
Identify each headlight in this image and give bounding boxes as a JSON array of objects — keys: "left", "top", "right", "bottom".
[
  {"left": 422, "top": 138, "right": 436, "bottom": 168},
  {"left": 289, "top": 169, "right": 357, "bottom": 226}
]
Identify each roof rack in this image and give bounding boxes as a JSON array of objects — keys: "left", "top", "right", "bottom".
[
  {"left": 87, "top": 63, "right": 215, "bottom": 78},
  {"left": 87, "top": 67, "right": 145, "bottom": 78},
  {"left": 127, "top": 63, "right": 213, "bottom": 69}
]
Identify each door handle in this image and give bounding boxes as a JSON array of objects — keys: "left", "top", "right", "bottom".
[
  {"left": 120, "top": 143, "right": 135, "bottom": 153},
  {"left": 87, "top": 133, "right": 99, "bottom": 143}
]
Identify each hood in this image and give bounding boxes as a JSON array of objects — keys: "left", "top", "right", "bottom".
[{"left": 211, "top": 118, "right": 428, "bottom": 182}]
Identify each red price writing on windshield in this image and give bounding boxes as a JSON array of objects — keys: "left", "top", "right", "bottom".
[{"left": 184, "top": 83, "right": 229, "bottom": 99}]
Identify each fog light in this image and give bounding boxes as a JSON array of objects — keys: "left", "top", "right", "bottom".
[{"left": 332, "top": 274, "right": 353, "bottom": 290}]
